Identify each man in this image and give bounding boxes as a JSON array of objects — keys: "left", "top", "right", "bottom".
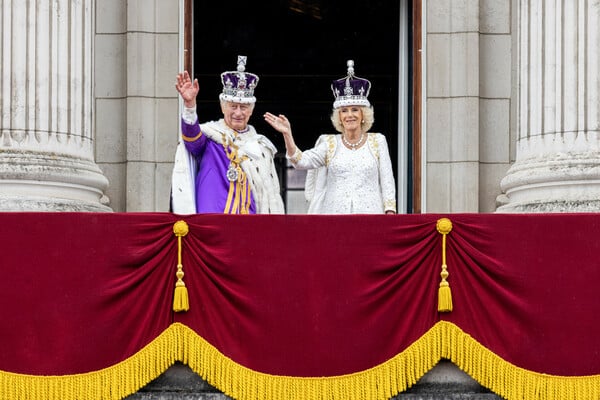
[{"left": 171, "top": 56, "right": 285, "bottom": 214}]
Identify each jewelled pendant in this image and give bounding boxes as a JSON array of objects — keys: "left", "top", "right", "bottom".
[{"left": 227, "top": 163, "right": 239, "bottom": 182}]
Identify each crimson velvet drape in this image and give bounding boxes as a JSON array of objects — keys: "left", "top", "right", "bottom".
[{"left": 0, "top": 212, "right": 599, "bottom": 398}]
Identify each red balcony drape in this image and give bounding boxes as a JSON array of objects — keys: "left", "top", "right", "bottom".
[{"left": 0, "top": 212, "right": 599, "bottom": 400}]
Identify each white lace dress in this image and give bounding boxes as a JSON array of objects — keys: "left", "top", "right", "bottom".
[{"left": 288, "top": 133, "right": 396, "bottom": 214}]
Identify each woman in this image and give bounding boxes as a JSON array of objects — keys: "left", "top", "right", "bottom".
[{"left": 264, "top": 60, "right": 396, "bottom": 214}]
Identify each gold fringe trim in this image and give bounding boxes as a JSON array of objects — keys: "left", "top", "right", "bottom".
[
  {"left": 180, "top": 323, "right": 438, "bottom": 400},
  {"left": 2, "top": 322, "right": 600, "bottom": 400},
  {"left": 435, "top": 321, "right": 600, "bottom": 400},
  {"left": 0, "top": 324, "right": 181, "bottom": 400}
]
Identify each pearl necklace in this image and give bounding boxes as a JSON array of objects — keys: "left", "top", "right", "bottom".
[{"left": 342, "top": 133, "right": 366, "bottom": 150}]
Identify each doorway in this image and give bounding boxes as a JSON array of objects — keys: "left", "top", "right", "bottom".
[{"left": 189, "top": 0, "right": 409, "bottom": 212}]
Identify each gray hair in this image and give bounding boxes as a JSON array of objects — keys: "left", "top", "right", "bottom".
[{"left": 220, "top": 100, "right": 256, "bottom": 111}]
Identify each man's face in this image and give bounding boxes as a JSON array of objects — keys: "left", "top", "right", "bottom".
[{"left": 221, "top": 101, "right": 253, "bottom": 131}]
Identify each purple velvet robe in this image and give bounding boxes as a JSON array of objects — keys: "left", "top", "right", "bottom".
[{"left": 181, "top": 118, "right": 257, "bottom": 214}]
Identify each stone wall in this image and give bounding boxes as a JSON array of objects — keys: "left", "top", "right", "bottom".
[
  {"left": 95, "top": 0, "right": 179, "bottom": 212},
  {"left": 425, "top": 0, "right": 512, "bottom": 212},
  {"left": 126, "top": 361, "right": 501, "bottom": 400}
]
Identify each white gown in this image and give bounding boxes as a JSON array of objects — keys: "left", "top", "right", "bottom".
[{"left": 288, "top": 133, "right": 396, "bottom": 214}]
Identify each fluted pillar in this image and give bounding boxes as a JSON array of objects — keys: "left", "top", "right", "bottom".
[
  {"left": 498, "top": 0, "right": 600, "bottom": 212},
  {"left": 0, "top": 0, "right": 111, "bottom": 211}
]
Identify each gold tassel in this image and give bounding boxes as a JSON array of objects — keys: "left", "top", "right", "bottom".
[
  {"left": 436, "top": 218, "right": 453, "bottom": 312},
  {"left": 173, "top": 220, "right": 189, "bottom": 312}
]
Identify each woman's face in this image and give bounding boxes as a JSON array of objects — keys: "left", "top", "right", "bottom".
[{"left": 338, "top": 106, "right": 363, "bottom": 133}]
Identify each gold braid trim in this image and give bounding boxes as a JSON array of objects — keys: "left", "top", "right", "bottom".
[
  {"left": 326, "top": 135, "right": 335, "bottom": 166},
  {"left": 181, "top": 130, "right": 203, "bottom": 142},
  {"left": 367, "top": 133, "right": 379, "bottom": 161},
  {"left": 1, "top": 322, "right": 600, "bottom": 399},
  {"left": 288, "top": 148, "right": 303, "bottom": 164}
]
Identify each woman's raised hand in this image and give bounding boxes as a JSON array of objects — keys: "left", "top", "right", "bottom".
[{"left": 264, "top": 112, "right": 292, "bottom": 137}]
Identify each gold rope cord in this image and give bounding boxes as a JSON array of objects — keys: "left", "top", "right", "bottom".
[{"left": 223, "top": 135, "right": 251, "bottom": 214}]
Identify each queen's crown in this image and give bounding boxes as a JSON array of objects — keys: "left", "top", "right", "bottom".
[{"left": 331, "top": 60, "right": 371, "bottom": 109}]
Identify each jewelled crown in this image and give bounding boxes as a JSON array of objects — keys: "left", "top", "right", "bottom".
[
  {"left": 331, "top": 60, "right": 371, "bottom": 109},
  {"left": 219, "top": 55, "right": 259, "bottom": 104}
]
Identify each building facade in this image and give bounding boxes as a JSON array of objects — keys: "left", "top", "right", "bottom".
[
  {"left": 2, "top": 1, "right": 599, "bottom": 397},
  {"left": 0, "top": 0, "right": 503, "bottom": 213},
  {"left": 3, "top": 1, "right": 600, "bottom": 213},
  {"left": 90, "top": 0, "right": 514, "bottom": 214}
]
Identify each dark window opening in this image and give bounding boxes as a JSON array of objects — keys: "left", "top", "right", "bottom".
[{"left": 192, "top": 0, "right": 407, "bottom": 211}]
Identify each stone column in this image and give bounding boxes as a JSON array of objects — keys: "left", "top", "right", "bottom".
[
  {"left": 498, "top": 0, "right": 600, "bottom": 212},
  {"left": 0, "top": 0, "right": 111, "bottom": 211}
]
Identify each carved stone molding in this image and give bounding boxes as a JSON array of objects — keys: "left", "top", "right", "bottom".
[{"left": 0, "top": 0, "right": 111, "bottom": 211}]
